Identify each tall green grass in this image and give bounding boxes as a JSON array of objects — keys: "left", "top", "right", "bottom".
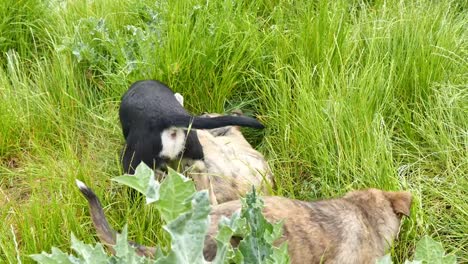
[{"left": 0, "top": 0, "right": 466, "bottom": 263}]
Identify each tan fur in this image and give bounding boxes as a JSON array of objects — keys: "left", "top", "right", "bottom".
[
  {"left": 204, "top": 188, "right": 412, "bottom": 264},
  {"left": 79, "top": 183, "right": 412, "bottom": 263},
  {"left": 182, "top": 112, "right": 274, "bottom": 204}
]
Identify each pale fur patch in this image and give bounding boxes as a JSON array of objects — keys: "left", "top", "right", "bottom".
[
  {"left": 75, "top": 179, "right": 87, "bottom": 190},
  {"left": 174, "top": 93, "right": 184, "bottom": 106},
  {"left": 159, "top": 127, "right": 186, "bottom": 159},
  {"left": 183, "top": 127, "right": 273, "bottom": 204}
]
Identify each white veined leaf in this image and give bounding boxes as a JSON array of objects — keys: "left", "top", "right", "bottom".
[
  {"left": 155, "top": 191, "right": 211, "bottom": 264},
  {"left": 414, "top": 236, "right": 456, "bottom": 264},
  {"left": 111, "top": 226, "right": 153, "bottom": 264},
  {"left": 155, "top": 168, "right": 196, "bottom": 223},
  {"left": 376, "top": 254, "right": 393, "bottom": 264},
  {"left": 404, "top": 260, "right": 422, "bottom": 264},
  {"left": 70, "top": 233, "right": 108, "bottom": 263},
  {"left": 112, "top": 162, "right": 160, "bottom": 204},
  {"left": 212, "top": 212, "right": 244, "bottom": 264},
  {"left": 30, "top": 247, "right": 79, "bottom": 264}
]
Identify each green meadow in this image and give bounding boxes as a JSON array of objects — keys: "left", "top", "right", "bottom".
[{"left": 0, "top": 0, "right": 466, "bottom": 262}]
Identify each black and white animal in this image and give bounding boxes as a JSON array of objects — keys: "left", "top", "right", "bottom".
[{"left": 119, "top": 80, "right": 264, "bottom": 174}]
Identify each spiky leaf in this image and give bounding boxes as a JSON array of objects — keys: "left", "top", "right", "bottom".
[
  {"left": 70, "top": 233, "right": 108, "bottom": 263},
  {"left": 112, "top": 162, "right": 160, "bottom": 204},
  {"left": 377, "top": 254, "right": 393, "bottom": 264},
  {"left": 414, "top": 236, "right": 456, "bottom": 264},
  {"left": 269, "top": 243, "right": 290, "bottom": 264},
  {"left": 236, "top": 188, "right": 289, "bottom": 264},
  {"left": 155, "top": 191, "right": 211, "bottom": 264},
  {"left": 212, "top": 212, "right": 245, "bottom": 264},
  {"left": 30, "top": 247, "right": 78, "bottom": 264},
  {"left": 156, "top": 168, "right": 196, "bottom": 223},
  {"left": 111, "top": 226, "right": 153, "bottom": 263},
  {"left": 404, "top": 260, "right": 422, "bottom": 264}
]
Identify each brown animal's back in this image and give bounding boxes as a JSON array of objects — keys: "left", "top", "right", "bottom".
[
  {"left": 205, "top": 193, "right": 403, "bottom": 264},
  {"left": 186, "top": 128, "right": 273, "bottom": 204}
]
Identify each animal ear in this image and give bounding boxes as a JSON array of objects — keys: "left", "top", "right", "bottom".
[
  {"left": 384, "top": 191, "right": 413, "bottom": 217},
  {"left": 174, "top": 93, "right": 184, "bottom": 106}
]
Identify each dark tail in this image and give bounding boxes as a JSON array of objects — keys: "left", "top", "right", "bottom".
[
  {"left": 172, "top": 115, "right": 265, "bottom": 129},
  {"left": 75, "top": 180, "right": 156, "bottom": 257}
]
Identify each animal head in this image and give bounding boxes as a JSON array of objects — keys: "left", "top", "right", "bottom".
[{"left": 343, "top": 188, "right": 412, "bottom": 246}]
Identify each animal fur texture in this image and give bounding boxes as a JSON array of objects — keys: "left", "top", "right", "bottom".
[
  {"left": 76, "top": 180, "right": 412, "bottom": 264},
  {"left": 204, "top": 188, "right": 412, "bottom": 263},
  {"left": 181, "top": 112, "right": 274, "bottom": 205},
  {"left": 170, "top": 94, "right": 273, "bottom": 204},
  {"left": 119, "top": 80, "right": 264, "bottom": 174}
]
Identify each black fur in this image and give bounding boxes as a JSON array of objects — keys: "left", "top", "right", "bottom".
[{"left": 119, "top": 80, "right": 264, "bottom": 174}]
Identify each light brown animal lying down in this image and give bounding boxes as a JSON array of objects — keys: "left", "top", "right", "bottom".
[
  {"left": 206, "top": 189, "right": 412, "bottom": 263},
  {"left": 180, "top": 111, "right": 274, "bottom": 205},
  {"left": 76, "top": 180, "right": 412, "bottom": 264}
]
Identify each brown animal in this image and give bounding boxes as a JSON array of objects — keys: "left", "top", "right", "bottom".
[
  {"left": 180, "top": 111, "right": 274, "bottom": 205},
  {"left": 205, "top": 188, "right": 412, "bottom": 263},
  {"left": 163, "top": 96, "right": 273, "bottom": 205},
  {"left": 76, "top": 180, "right": 412, "bottom": 264}
]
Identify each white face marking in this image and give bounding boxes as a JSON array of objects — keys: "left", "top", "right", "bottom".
[{"left": 159, "top": 127, "right": 186, "bottom": 160}]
